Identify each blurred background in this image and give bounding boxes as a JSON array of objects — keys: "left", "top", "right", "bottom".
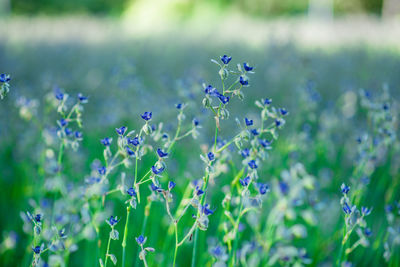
[{"left": 0, "top": 0, "right": 400, "bottom": 266}]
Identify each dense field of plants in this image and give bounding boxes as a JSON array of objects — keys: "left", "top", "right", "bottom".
[{"left": 0, "top": 33, "right": 399, "bottom": 267}]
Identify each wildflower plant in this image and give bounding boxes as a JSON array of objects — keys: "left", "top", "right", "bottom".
[{"left": 0, "top": 73, "right": 11, "bottom": 99}]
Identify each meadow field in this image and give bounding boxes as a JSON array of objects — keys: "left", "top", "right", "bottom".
[{"left": 0, "top": 13, "right": 399, "bottom": 267}]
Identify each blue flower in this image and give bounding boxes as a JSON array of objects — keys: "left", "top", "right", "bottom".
[
  {"left": 241, "top": 148, "right": 250, "bottom": 158},
  {"left": 75, "top": 131, "right": 83, "bottom": 139},
  {"left": 279, "top": 108, "right": 288, "bottom": 116},
  {"left": 210, "top": 245, "right": 224, "bottom": 258},
  {"left": 201, "top": 204, "right": 214, "bottom": 216},
  {"left": 342, "top": 202, "right": 352, "bottom": 214},
  {"left": 279, "top": 181, "right": 289, "bottom": 195},
  {"left": 207, "top": 152, "right": 215, "bottom": 161},
  {"left": 108, "top": 216, "right": 119, "bottom": 226},
  {"left": 136, "top": 235, "right": 146, "bottom": 245},
  {"left": 151, "top": 165, "right": 165, "bottom": 175},
  {"left": 204, "top": 85, "right": 217, "bottom": 95},
  {"left": 259, "top": 139, "right": 271, "bottom": 148},
  {"left": 264, "top": 98, "right": 272, "bottom": 105},
  {"left": 34, "top": 214, "right": 42, "bottom": 223},
  {"left": 195, "top": 186, "right": 204, "bottom": 196},
  {"left": 55, "top": 92, "right": 64, "bottom": 101},
  {"left": 126, "top": 147, "right": 135, "bottom": 156},
  {"left": 168, "top": 181, "right": 176, "bottom": 190},
  {"left": 258, "top": 183, "right": 269, "bottom": 195},
  {"left": 193, "top": 118, "right": 200, "bottom": 127},
  {"left": 385, "top": 204, "right": 393, "bottom": 213},
  {"left": 98, "top": 166, "right": 106, "bottom": 175},
  {"left": 383, "top": 103, "right": 389, "bottom": 111},
  {"left": 239, "top": 76, "right": 248, "bottom": 86},
  {"left": 150, "top": 183, "right": 160, "bottom": 192},
  {"left": 59, "top": 119, "right": 68, "bottom": 127},
  {"left": 248, "top": 160, "right": 258, "bottom": 169},
  {"left": 77, "top": 93, "right": 88, "bottom": 104},
  {"left": 32, "top": 246, "right": 41, "bottom": 254},
  {"left": 243, "top": 63, "right": 253, "bottom": 71},
  {"left": 361, "top": 206, "right": 372, "bottom": 216},
  {"left": 244, "top": 117, "right": 253, "bottom": 126},
  {"left": 239, "top": 176, "right": 251, "bottom": 187},
  {"left": 141, "top": 111, "right": 152, "bottom": 121},
  {"left": 341, "top": 183, "right": 350, "bottom": 194},
  {"left": 101, "top": 137, "right": 112, "bottom": 146},
  {"left": 220, "top": 55, "right": 232, "bottom": 65},
  {"left": 0, "top": 74, "right": 11, "bottom": 83},
  {"left": 176, "top": 103, "right": 183, "bottom": 109},
  {"left": 116, "top": 126, "right": 127, "bottom": 136},
  {"left": 128, "top": 137, "right": 140, "bottom": 146},
  {"left": 275, "top": 119, "right": 282, "bottom": 127},
  {"left": 157, "top": 148, "right": 168, "bottom": 158},
  {"left": 250, "top": 129, "right": 259, "bottom": 136},
  {"left": 364, "top": 228, "right": 372, "bottom": 237},
  {"left": 127, "top": 187, "right": 137, "bottom": 197},
  {"left": 218, "top": 94, "right": 229, "bottom": 104},
  {"left": 64, "top": 128, "right": 73, "bottom": 136}
]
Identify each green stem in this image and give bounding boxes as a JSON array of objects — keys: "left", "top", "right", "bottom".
[
  {"left": 173, "top": 223, "right": 179, "bottom": 267},
  {"left": 104, "top": 230, "right": 112, "bottom": 267},
  {"left": 230, "top": 200, "right": 244, "bottom": 267},
  {"left": 122, "top": 206, "right": 131, "bottom": 267}
]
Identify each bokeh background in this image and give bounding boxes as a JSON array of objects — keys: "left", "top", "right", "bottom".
[{"left": 0, "top": 0, "right": 399, "bottom": 266}]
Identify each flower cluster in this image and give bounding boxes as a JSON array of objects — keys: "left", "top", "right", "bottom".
[{"left": 0, "top": 73, "right": 11, "bottom": 99}]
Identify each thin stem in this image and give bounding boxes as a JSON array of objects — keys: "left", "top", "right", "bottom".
[
  {"left": 104, "top": 229, "right": 112, "bottom": 267},
  {"left": 173, "top": 223, "right": 179, "bottom": 267},
  {"left": 121, "top": 206, "right": 131, "bottom": 267}
]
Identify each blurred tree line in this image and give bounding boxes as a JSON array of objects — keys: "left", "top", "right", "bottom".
[{"left": 0, "top": 0, "right": 398, "bottom": 18}]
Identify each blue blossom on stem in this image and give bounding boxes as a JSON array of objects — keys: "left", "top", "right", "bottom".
[
  {"left": 126, "top": 146, "right": 135, "bottom": 156},
  {"left": 248, "top": 160, "right": 258, "bottom": 169},
  {"left": 127, "top": 187, "right": 137, "bottom": 197},
  {"left": 220, "top": 55, "right": 232, "bottom": 65},
  {"left": 64, "top": 128, "right": 72, "bottom": 136},
  {"left": 116, "top": 126, "right": 127, "bottom": 136},
  {"left": 279, "top": 181, "right": 289, "bottom": 195},
  {"left": 258, "top": 183, "right": 269, "bottom": 195},
  {"left": 241, "top": 148, "right": 250, "bottom": 158},
  {"left": 0, "top": 74, "right": 11, "bottom": 83},
  {"left": 128, "top": 137, "right": 140, "bottom": 146},
  {"left": 341, "top": 183, "right": 350, "bottom": 194},
  {"left": 279, "top": 108, "right": 288, "bottom": 116},
  {"left": 193, "top": 118, "right": 200, "bottom": 127},
  {"left": 259, "top": 139, "right": 272, "bottom": 149},
  {"left": 275, "top": 119, "right": 282, "bottom": 127},
  {"left": 77, "top": 93, "right": 88, "bottom": 104},
  {"left": 239, "top": 76, "right": 248, "bottom": 86},
  {"left": 218, "top": 94, "right": 230, "bottom": 104},
  {"left": 34, "top": 214, "right": 42, "bottom": 223},
  {"left": 204, "top": 85, "right": 217, "bottom": 95},
  {"left": 151, "top": 165, "right": 165, "bottom": 175},
  {"left": 361, "top": 207, "right": 372, "bottom": 216},
  {"left": 157, "top": 148, "right": 168, "bottom": 158},
  {"left": 250, "top": 129, "right": 259, "bottom": 136},
  {"left": 75, "top": 131, "right": 83, "bottom": 139},
  {"left": 32, "top": 246, "right": 41, "bottom": 254},
  {"left": 244, "top": 118, "right": 253, "bottom": 126},
  {"left": 98, "top": 166, "right": 106, "bottom": 175},
  {"left": 136, "top": 235, "right": 146, "bottom": 245},
  {"left": 168, "top": 181, "right": 176, "bottom": 191},
  {"left": 141, "top": 111, "right": 152, "bottom": 121},
  {"left": 243, "top": 63, "right": 253, "bottom": 72},
  {"left": 176, "top": 103, "right": 183, "bottom": 109},
  {"left": 207, "top": 152, "right": 215, "bottom": 161},
  {"left": 264, "top": 98, "right": 272, "bottom": 105},
  {"left": 195, "top": 186, "right": 204, "bottom": 196},
  {"left": 342, "top": 202, "right": 352, "bottom": 214},
  {"left": 107, "top": 216, "right": 119, "bottom": 226},
  {"left": 200, "top": 204, "right": 214, "bottom": 216},
  {"left": 239, "top": 176, "right": 251, "bottom": 187},
  {"left": 101, "top": 137, "right": 112, "bottom": 146}
]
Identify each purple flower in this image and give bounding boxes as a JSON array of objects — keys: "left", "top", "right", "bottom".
[
  {"left": 258, "top": 183, "right": 269, "bottom": 195},
  {"left": 207, "top": 152, "right": 215, "bottom": 161},
  {"left": 32, "top": 246, "right": 41, "bottom": 254},
  {"left": 264, "top": 98, "right": 272, "bottom": 105},
  {"left": 0, "top": 74, "right": 11, "bottom": 83},
  {"left": 218, "top": 94, "right": 230, "bottom": 104},
  {"left": 108, "top": 216, "right": 119, "bottom": 226},
  {"left": 98, "top": 166, "right": 106, "bottom": 175},
  {"left": 342, "top": 202, "right": 352, "bottom": 214},
  {"left": 361, "top": 206, "right": 372, "bottom": 216},
  {"left": 126, "top": 146, "right": 135, "bottom": 156},
  {"left": 75, "top": 131, "right": 83, "bottom": 139},
  {"left": 279, "top": 108, "right": 288, "bottom": 116},
  {"left": 250, "top": 129, "right": 259, "bottom": 136},
  {"left": 241, "top": 148, "right": 250, "bottom": 158},
  {"left": 59, "top": 119, "right": 68, "bottom": 127},
  {"left": 128, "top": 137, "right": 140, "bottom": 146},
  {"left": 259, "top": 139, "right": 272, "bottom": 148},
  {"left": 200, "top": 204, "right": 214, "bottom": 216}
]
